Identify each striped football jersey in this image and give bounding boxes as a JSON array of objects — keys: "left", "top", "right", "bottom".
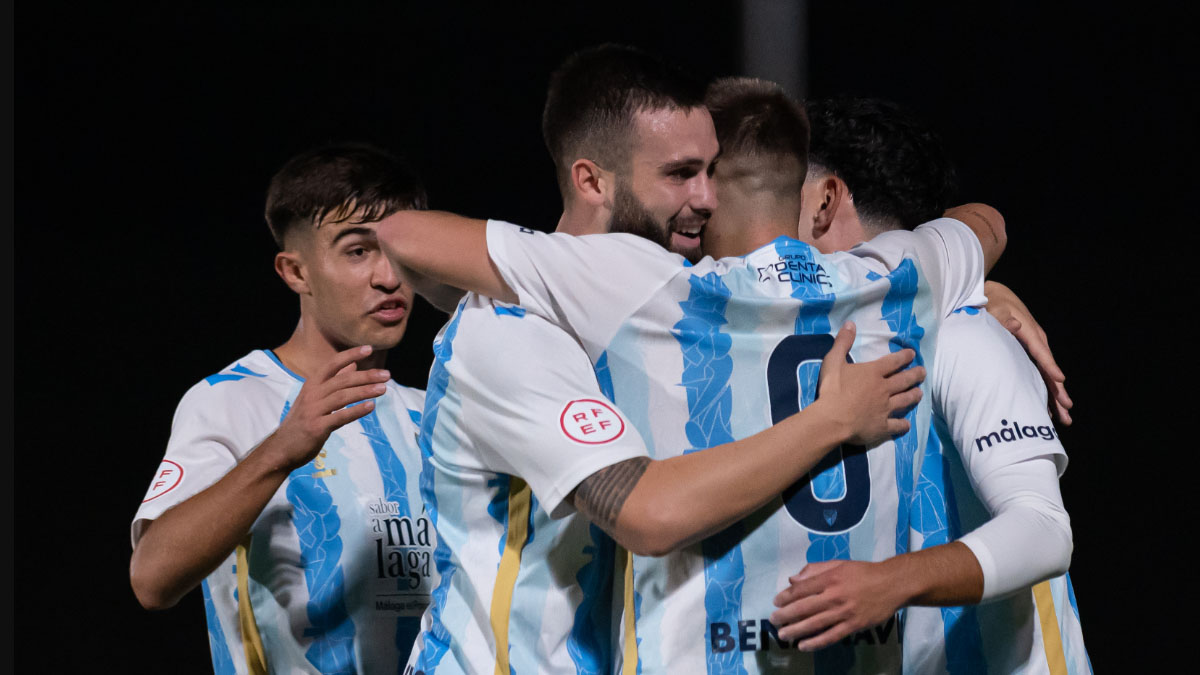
[
  {"left": 905, "top": 309, "right": 1091, "bottom": 674},
  {"left": 406, "top": 296, "right": 651, "bottom": 675},
  {"left": 485, "top": 218, "right": 986, "bottom": 674},
  {"left": 132, "top": 349, "right": 433, "bottom": 675}
]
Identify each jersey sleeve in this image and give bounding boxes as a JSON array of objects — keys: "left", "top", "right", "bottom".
[
  {"left": 932, "top": 310, "right": 1068, "bottom": 486},
  {"left": 866, "top": 217, "right": 988, "bottom": 318},
  {"left": 932, "top": 311, "right": 1074, "bottom": 599},
  {"left": 955, "top": 458, "right": 1073, "bottom": 601},
  {"left": 485, "top": 220, "right": 681, "bottom": 355},
  {"left": 130, "top": 380, "right": 277, "bottom": 547},
  {"left": 451, "top": 307, "right": 651, "bottom": 519}
]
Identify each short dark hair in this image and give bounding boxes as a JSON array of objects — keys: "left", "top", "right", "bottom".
[
  {"left": 542, "top": 44, "right": 705, "bottom": 195},
  {"left": 806, "top": 97, "right": 956, "bottom": 231},
  {"left": 705, "top": 77, "right": 810, "bottom": 190},
  {"left": 264, "top": 142, "right": 427, "bottom": 248}
]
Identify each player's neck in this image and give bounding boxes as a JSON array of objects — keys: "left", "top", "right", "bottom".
[
  {"left": 273, "top": 317, "right": 389, "bottom": 380},
  {"left": 555, "top": 203, "right": 609, "bottom": 237},
  {"left": 707, "top": 214, "right": 797, "bottom": 259}
]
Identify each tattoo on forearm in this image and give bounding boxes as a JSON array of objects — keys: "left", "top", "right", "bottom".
[{"left": 574, "top": 457, "right": 651, "bottom": 530}]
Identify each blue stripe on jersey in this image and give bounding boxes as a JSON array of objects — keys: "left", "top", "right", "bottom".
[
  {"left": 203, "top": 362, "right": 270, "bottom": 385},
  {"left": 204, "top": 373, "right": 244, "bottom": 385},
  {"left": 563, "top": 350, "right": 620, "bottom": 675},
  {"left": 493, "top": 305, "right": 527, "bottom": 318},
  {"left": 286, "top": 471, "right": 357, "bottom": 673},
  {"left": 673, "top": 272, "right": 746, "bottom": 675},
  {"left": 277, "top": 394, "right": 359, "bottom": 674},
  {"left": 778, "top": 239, "right": 856, "bottom": 674},
  {"left": 409, "top": 408, "right": 422, "bottom": 425},
  {"left": 913, "top": 430, "right": 985, "bottom": 673},
  {"left": 594, "top": 351, "right": 614, "bottom": 399},
  {"left": 359, "top": 408, "right": 423, "bottom": 661},
  {"left": 202, "top": 579, "right": 236, "bottom": 675},
  {"left": 415, "top": 306, "right": 466, "bottom": 674},
  {"left": 230, "top": 363, "right": 267, "bottom": 378},
  {"left": 867, "top": 262, "right": 926, "bottom": 556},
  {"left": 487, "top": 476, "right": 512, "bottom": 555},
  {"left": 570, "top": 526, "right": 615, "bottom": 675}
]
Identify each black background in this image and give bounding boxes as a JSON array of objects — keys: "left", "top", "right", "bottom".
[{"left": 17, "top": 2, "right": 1194, "bottom": 671}]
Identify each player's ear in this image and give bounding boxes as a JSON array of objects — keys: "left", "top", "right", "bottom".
[
  {"left": 569, "top": 158, "right": 610, "bottom": 207},
  {"left": 811, "top": 176, "right": 845, "bottom": 239},
  {"left": 274, "top": 251, "right": 311, "bottom": 295}
]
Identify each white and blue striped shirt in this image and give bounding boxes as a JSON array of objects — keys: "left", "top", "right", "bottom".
[{"left": 485, "top": 218, "right": 986, "bottom": 675}]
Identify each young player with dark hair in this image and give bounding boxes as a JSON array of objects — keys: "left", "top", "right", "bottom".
[
  {"left": 130, "top": 142, "right": 435, "bottom": 674},
  {"left": 769, "top": 97, "right": 1090, "bottom": 672}
]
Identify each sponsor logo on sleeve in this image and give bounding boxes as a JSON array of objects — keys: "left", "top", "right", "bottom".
[
  {"left": 559, "top": 399, "right": 625, "bottom": 444},
  {"left": 142, "top": 460, "right": 184, "bottom": 502},
  {"left": 974, "top": 418, "right": 1057, "bottom": 452}
]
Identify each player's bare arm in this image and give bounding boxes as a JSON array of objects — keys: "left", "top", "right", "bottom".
[
  {"left": 942, "top": 204, "right": 1072, "bottom": 423},
  {"left": 769, "top": 541, "right": 984, "bottom": 650},
  {"left": 570, "top": 322, "right": 924, "bottom": 557},
  {"left": 983, "top": 279, "right": 1073, "bottom": 424},
  {"left": 130, "top": 345, "right": 389, "bottom": 610},
  {"left": 944, "top": 202, "right": 1006, "bottom": 272},
  {"left": 377, "top": 211, "right": 516, "bottom": 304}
]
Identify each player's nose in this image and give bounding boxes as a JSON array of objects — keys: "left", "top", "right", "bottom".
[
  {"left": 690, "top": 172, "right": 718, "bottom": 215},
  {"left": 373, "top": 254, "right": 403, "bottom": 292}
]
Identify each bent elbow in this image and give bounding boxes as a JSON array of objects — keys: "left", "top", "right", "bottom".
[
  {"left": 1047, "top": 522, "right": 1073, "bottom": 579},
  {"left": 615, "top": 500, "right": 690, "bottom": 557},
  {"left": 129, "top": 555, "right": 180, "bottom": 611}
]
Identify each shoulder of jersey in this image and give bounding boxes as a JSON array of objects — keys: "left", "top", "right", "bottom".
[
  {"left": 943, "top": 308, "right": 1026, "bottom": 356},
  {"left": 181, "top": 350, "right": 293, "bottom": 402}
]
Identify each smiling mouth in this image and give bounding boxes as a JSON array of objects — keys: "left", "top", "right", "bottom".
[{"left": 671, "top": 225, "right": 703, "bottom": 243}]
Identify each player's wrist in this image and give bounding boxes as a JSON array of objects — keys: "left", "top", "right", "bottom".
[
  {"left": 253, "top": 428, "right": 318, "bottom": 477},
  {"left": 876, "top": 555, "right": 923, "bottom": 609},
  {"left": 797, "top": 398, "right": 855, "bottom": 448}
]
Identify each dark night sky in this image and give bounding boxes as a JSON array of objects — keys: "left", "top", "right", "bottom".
[{"left": 17, "top": 2, "right": 1194, "bottom": 671}]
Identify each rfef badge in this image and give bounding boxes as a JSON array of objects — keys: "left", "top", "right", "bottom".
[{"left": 559, "top": 399, "right": 625, "bottom": 444}]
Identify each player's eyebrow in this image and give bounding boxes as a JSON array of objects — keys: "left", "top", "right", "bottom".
[
  {"left": 658, "top": 157, "right": 709, "bottom": 173},
  {"left": 329, "top": 226, "right": 376, "bottom": 244}
]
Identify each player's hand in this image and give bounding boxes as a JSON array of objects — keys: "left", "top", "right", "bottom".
[
  {"left": 817, "top": 322, "right": 924, "bottom": 446},
  {"left": 770, "top": 560, "right": 904, "bottom": 651},
  {"left": 269, "top": 345, "right": 390, "bottom": 470},
  {"left": 983, "top": 281, "right": 1073, "bottom": 425}
]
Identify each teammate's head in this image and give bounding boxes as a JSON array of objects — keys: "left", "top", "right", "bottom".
[
  {"left": 702, "top": 77, "right": 810, "bottom": 259},
  {"left": 543, "top": 44, "right": 718, "bottom": 261},
  {"left": 266, "top": 142, "right": 427, "bottom": 351},
  {"left": 798, "top": 97, "right": 956, "bottom": 252}
]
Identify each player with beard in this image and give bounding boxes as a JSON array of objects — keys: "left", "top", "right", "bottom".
[
  {"left": 380, "top": 56, "right": 1015, "bottom": 674},
  {"left": 393, "top": 45, "right": 934, "bottom": 675}
]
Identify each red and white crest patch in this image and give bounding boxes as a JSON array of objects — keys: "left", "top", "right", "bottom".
[
  {"left": 559, "top": 399, "right": 625, "bottom": 445},
  {"left": 143, "top": 460, "right": 184, "bottom": 503}
]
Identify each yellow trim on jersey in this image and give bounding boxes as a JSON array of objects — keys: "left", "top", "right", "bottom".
[
  {"left": 236, "top": 536, "right": 268, "bottom": 675},
  {"left": 621, "top": 547, "right": 638, "bottom": 675},
  {"left": 490, "top": 478, "right": 532, "bottom": 675},
  {"left": 1033, "top": 580, "right": 1068, "bottom": 675}
]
